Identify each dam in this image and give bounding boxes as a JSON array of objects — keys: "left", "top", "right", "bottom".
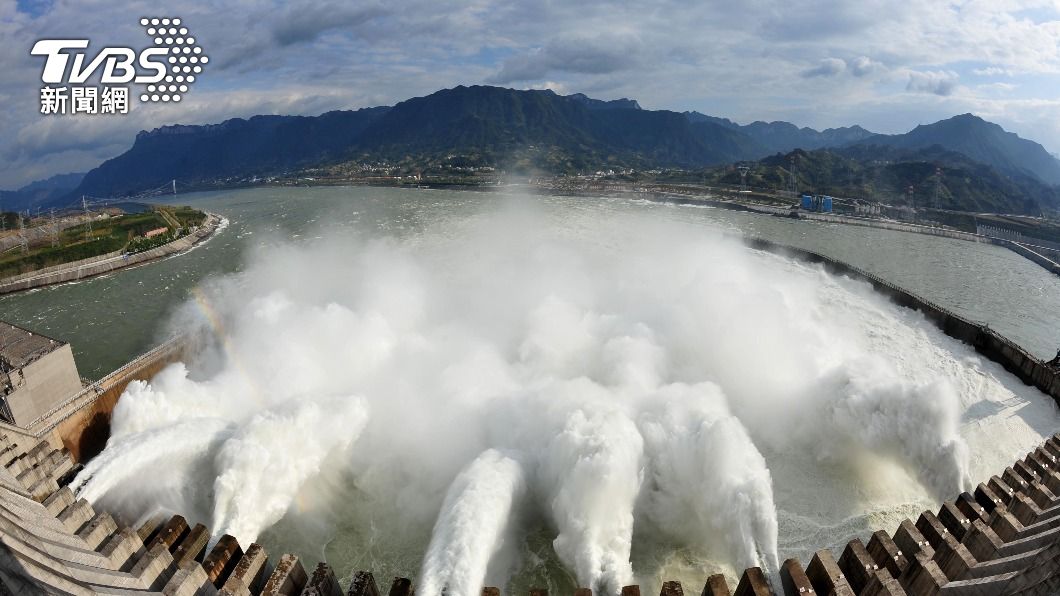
[
  {"left": 2, "top": 187, "right": 1060, "bottom": 595},
  {"left": 0, "top": 424, "right": 1058, "bottom": 594},
  {"left": 3, "top": 238, "right": 1060, "bottom": 594}
]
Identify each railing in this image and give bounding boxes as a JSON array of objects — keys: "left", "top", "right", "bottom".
[
  {"left": 0, "top": 249, "right": 125, "bottom": 285},
  {"left": 0, "top": 336, "right": 187, "bottom": 441},
  {"left": 741, "top": 233, "right": 1059, "bottom": 401}
]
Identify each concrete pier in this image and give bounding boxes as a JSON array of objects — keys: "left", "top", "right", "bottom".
[
  {"left": 204, "top": 535, "right": 243, "bottom": 586},
  {"left": 261, "top": 553, "right": 306, "bottom": 595}
]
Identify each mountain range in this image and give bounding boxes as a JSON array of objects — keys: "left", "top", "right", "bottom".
[
  {"left": 0, "top": 172, "right": 84, "bottom": 214},
  {"left": 4, "top": 85, "right": 1060, "bottom": 214},
  {"left": 707, "top": 145, "right": 1054, "bottom": 215}
]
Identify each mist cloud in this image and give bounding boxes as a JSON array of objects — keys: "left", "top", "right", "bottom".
[{"left": 68, "top": 198, "right": 1021, "bottom": 593}]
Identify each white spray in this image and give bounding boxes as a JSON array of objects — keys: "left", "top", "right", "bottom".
[
  {"left": 76, "top": 196, "right": 1022, "bottom": 593},
  {"left": 419, "top": 450, "right": 527, "bottom": 596}
]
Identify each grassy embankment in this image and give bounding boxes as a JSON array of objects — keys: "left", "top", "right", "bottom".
[{"left": 0, "top": 206, "right": 206, "bottom": 279}]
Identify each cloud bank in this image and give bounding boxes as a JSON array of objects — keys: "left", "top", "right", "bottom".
[{"left": 2, "top": 0, "right": 1060, "bottom": 188}]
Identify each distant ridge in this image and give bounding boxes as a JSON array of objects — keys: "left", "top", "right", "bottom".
[
  {"left": 852, "top": 114, "right": 1060, "bottom": 185},
  {"left": 567, "top": 92, "right": 642, "bottom": 110},
  {"left": 43, "top": 85, "right": 1060, "bottom": 214},
  {"left": 0, "top": 172, "right": 84, "bottom": 213}
]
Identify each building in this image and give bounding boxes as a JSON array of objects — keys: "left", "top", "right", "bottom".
[
  {"left": 0, "top": 321, "right": 82, "bottom": 427},
  {"left": 800, "top": 194, "right": 834, "bottom": 213},
  {"left": 853, "top": 200, "right": 883, "bottom": 216}
]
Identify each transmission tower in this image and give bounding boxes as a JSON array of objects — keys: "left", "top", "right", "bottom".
[
  {"left": 82, "top": 196, "right": 92, "bottom": 242},
  {"left": 934, "top": 167, "right": 943, "bottom": 210},
  {"left": 49, "top": 209, "right": 59, "bottom": 248},
  {"left": 18, "top": 212, "right": 27, "bottom": 254},
  {"left": 789, "top": 154, "right": 798, "bottom": 197},
  {"left": 737, "top": 165, "right": 750, "bottom": 192}
]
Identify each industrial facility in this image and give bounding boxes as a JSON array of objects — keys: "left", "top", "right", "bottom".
[{"left": 800, "top": 194, "right": 833, "bottom": 213}]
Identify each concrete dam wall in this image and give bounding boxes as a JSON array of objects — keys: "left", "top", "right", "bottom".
[
  {"left": 741, "top": 236, "right": 1060, "bottom": 405},
  {"left": 1003, "top": 243, "right": 1060, "bottom": 277},
  {"left": 0, "top": 337, "right": 189, "bottom": 463}
]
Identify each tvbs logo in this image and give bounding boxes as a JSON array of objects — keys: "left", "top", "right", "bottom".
[{"left": 31, "top": 17, "right": 208, "bottom": 115}]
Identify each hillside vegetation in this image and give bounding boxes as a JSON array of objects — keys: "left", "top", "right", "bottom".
[{"left": 0, "top": 206, "right": 205, "bottom": 279}]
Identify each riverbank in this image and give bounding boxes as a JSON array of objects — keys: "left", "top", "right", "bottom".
[{"left": 0, "top": 213, "right": 224, "bottom": 296}]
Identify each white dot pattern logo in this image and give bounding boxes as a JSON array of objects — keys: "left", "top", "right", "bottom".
[{"left": 140, "top": 17, "right": 207, "bottom": 103}]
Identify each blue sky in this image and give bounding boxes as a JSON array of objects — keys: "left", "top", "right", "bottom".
[{"left": 1, "top": 0, "right": 1059, "bottom": 189}]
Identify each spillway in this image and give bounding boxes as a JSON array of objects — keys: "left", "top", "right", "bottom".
[{"left": 67, "top": 197, "right": 1060, "bottom": 594}]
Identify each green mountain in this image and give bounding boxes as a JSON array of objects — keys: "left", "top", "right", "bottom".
[
  {"left": 74, "top": 109, "right": 389, "bottom": 199},
  {"left": 741, "top": 121, "right": 875, "bottom": 153},
  {"left": 345, "top": 86, "right": 760, "bottom": 169},
  {"left": 71, "top": 86, "right": 759, "bottom": 199},
  {"left": 0, "top": 172, "right": 84, "bottom": 213},
  {"left": 854, "top": 114, "right": 1060, "bottom": 185},
  {"left": 716, "top": 146, "right": 1055, "bottom": 215},
  {"left": 682, "top": 112, "right": 875, "bottom": 153},
  {"left": 54, "top": 85, "right": 1060, "bottom": 215}
]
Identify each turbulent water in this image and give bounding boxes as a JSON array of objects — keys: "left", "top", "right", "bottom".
[{"left": 59, "top": 190, "right": 1060, "bottom": 595}]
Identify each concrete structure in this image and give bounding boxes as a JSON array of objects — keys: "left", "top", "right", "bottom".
[
  {"left": 638, "top": 189, "right": 1060, "bottom": 279},
  {"left": 740, "top": 236, "right": 1060, "bottom": 404},
  {"left": 0, "top": 324, "right": 83, "bottom": 427},
  {"left": 1005, "top": 243, "right": 1060, "bottom": 277},
  {"left": 0, "top": 333, "right": 188, "bottom": 463}
]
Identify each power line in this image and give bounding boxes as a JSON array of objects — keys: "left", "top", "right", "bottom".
[
  {"left": 789, "top": 154, "right": 798, "bottom": 197},
  {"left": 17, "top": 212, "right": 27, "bottom": 254},
  {"left": 934, "top": 167, "right": 942, "bottom": 210},
  {"left": 50, "top": 209, "right": 59, "bottom": 248},
  {"left": 83, "top": 196, "right": 92, "bottom": 243},
  {"left": 60, "top": 178, "right": 183, "bottom": 212}
]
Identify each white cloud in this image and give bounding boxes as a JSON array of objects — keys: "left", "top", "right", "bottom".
[
  {"left": 802, "top": 58, "right": 847, "bottom": 78},
  {"left": 2, "top": 0, "right": 1060, "bottom": 188},
  {"left": 906, "top": 70, "right": 960, "bottom": 96},
  {"left": 973, "top": 66, "right": 1014, "bottom": 76},
  {"left": 978, "top": 82, "right": 1017, "bottom": 93},
  {"left": 490, "top": 33, "right": 644, "bottom": 83},
  {"left": 850, "top": 56, "right": 885, "bottom": 77}
]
